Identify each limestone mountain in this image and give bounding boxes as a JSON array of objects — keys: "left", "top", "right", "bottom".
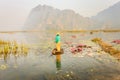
[
  {"left": 92, "top": 1, "right": 120, "bottom": 29},
  {"left": 24, "top": 5, "right": 93, "bottom": 31}
]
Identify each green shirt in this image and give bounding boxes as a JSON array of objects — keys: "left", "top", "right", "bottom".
[{"left": 55, "top": 35, "right": 60, "bottom": 43}]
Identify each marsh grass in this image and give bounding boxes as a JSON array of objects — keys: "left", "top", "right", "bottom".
[{"left": 0, "top": 40, "right": 29, "bottom": 62}]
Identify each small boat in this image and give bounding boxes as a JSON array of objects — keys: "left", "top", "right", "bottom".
[{"left": 52, "top": 48, "right": 64, "bottom": 55}]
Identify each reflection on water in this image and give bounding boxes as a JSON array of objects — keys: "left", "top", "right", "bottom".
[
  {"left": 0, "top": 32, "right": 120, "bottom": 80},
  {"left": 56, "top": 55, "right": 61, "bottom": 70}
]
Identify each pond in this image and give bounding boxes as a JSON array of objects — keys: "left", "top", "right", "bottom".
[{"left": 0, "top": 31, "right": 120, "bottom": 80}]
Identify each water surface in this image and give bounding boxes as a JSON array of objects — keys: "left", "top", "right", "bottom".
[{"left": 0, "top": 32, "right": 120, "bottom": 80}]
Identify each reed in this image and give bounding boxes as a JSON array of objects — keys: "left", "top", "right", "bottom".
[
  {"left": 92, "top": 38, "right": 120, "bottom": 59},
  {"left": 0, "top": 40, "right": 29, "bottom": 61}
]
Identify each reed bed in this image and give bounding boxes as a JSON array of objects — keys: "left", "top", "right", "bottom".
[
  {"left": 92, "top": 38, "right": 120, "bottom": 59},
  {"left": 0, "top": 40, "right": 29, "bottom": 61}
]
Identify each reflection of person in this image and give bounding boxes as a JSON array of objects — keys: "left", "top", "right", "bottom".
[
  {"left": 55, "top": 33, "right": 61, "bottom": 52},
  {"left": 56, "top": 58, "right": 61, "bottom": 70}
]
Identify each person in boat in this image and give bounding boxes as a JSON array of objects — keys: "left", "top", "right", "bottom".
[{"left": 55, "top": 33, "right": 61, "bottom": 52}]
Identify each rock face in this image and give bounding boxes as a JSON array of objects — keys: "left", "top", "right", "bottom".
[
  {"left": 24, "top": 5, "right": 93, "bottom": 31},
  {"left": 92, "top": 1, "right": 120, "bottom": 29}
]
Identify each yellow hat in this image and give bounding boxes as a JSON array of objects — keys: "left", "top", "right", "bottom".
[{"left": 56, "top": 32, "right": 60, "bottom": 35}]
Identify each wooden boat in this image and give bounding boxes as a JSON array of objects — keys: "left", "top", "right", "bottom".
[{"left": 52, "top": 48, "right": 64, "bottom": 55}]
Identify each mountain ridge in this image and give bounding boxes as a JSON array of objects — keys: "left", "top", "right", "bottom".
[
  {"left": 24, "top": 5, "right": 94, "bottom": 30},
  {"left": 92, "top": 1, "right": 120, "bottom": 29}
]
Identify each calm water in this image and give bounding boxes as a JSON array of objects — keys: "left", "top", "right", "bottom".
[{"left": 0, "top": 32, "right": 120, "bottom": 80}]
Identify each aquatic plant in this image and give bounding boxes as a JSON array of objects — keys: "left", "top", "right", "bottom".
[
  {"left": 92, "top": 38, "right": 120, "bottom": 59},
  {"left": 0, "top": 40, "right": 29, "bottom": 62}
]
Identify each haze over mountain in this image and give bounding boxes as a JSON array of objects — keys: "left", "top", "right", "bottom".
[
  {"left": 24, "top": 5, "right": 94, "bottom": 31},
  {"left": 25, "top": 1, "right": 120, "bottom": 31},
  {"left": 92, "top": 1, "right": 120, "bottom": 29}
]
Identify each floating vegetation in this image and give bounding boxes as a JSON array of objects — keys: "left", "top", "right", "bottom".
[
  {"left": 112, "top": 39, "right": 120, "bottom": 44},
  {"left": 0, "top": 40, "right": 29, "bottom": 62},
  {"left": 92, "top": 38, "right": 120, "bottom": 59},
  {"left": 0, "top": 64, "right": 7, "bottom": 70}
]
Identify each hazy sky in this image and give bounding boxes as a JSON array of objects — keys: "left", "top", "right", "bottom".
[{"left": 0, "top": 0, "right": 119, "bottom": 31}]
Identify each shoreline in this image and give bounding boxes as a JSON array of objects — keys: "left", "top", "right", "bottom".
[{"left": 0, "top": 29, "right": 120, "bottom": 33}]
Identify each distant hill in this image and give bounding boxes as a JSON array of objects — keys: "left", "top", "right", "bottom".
[
  {"left": 92, "top": 1, "right": 120, "bottom": 29},
  {"left": 24, "top": 5, "right": 94, "bottom": 31}
]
